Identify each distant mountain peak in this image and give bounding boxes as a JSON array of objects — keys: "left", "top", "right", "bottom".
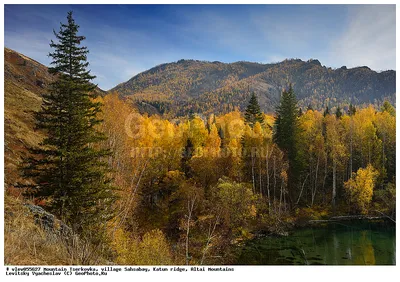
[
  {"left": 307, "top": 59, "right": 322, "bottom": 66},
  {"left": 111, "top": 56, "right": 395, "bottom": 117}
]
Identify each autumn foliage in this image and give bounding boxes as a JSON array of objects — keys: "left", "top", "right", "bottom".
[
  {"left": 344, "top": 165, "right": 379, "bottom": 214},
  {"left": 94, "top": 92, "right": 395, "bottom": 264}
]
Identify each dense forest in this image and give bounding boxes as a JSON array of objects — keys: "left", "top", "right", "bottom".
[
  {"left": 78, "top": 91, "right": 394, "bottom": 264},
  {"left": 4, "top": 12, "right": 396, "bottom": 265}
]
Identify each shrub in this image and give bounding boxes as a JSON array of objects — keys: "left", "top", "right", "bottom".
[{"left": 112, "top": 228, "right": 174, "bottom": 265}]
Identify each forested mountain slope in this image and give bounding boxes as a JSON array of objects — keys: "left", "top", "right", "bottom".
[{"left": 111, "top": 58, "right": 396, "bottom": 116}]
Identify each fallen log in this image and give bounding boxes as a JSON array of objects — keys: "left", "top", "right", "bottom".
[
  {"left": 372, "top": 210, "right": 396, "bottom": 223},
  {"left": 308, "top": 215, "right": 388, "bottom": 224}
]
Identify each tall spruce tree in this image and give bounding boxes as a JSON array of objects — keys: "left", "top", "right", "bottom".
[
  {"left": 244, "top": 92, "right": 264, "bottom": 127},
  {"left": 348, "top": 103, "right": 356, "bottom": 116},
  {"left": 298, "top": 108, "right": 303, "bottom": 117},
  {"left": 21, "top": 12, "right": 117, "bottom": 241},
  {"left": 181, "top": 138, "right": 194, "bottom": 178},
  {"left": 323, "top": 106, "right": 330, "bottom": 117},
  {"left": 335, "top": 106, "right": 343, "bottom": 119},
  {"left": 273, "top": 84, "right": 303, "bottom": 205}
]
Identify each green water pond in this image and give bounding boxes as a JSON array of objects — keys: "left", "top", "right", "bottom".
[{"left": 236, "top": 220, "right": 395, "bottom": 265}]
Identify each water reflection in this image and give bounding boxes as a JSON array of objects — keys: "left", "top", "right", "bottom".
[{"left": 236, "top": 221, "right": 395, "bottom": 265}]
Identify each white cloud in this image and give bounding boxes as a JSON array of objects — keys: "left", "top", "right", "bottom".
[
  {"left": 5, "top": 4, "right": 395, "bottom": 91},
  {"left": 328, "top": 5, "right": 396, "bottom": 71}
]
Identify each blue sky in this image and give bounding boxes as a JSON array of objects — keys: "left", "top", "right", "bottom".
[{"left": 4, "top": 4, "right": 396, "bottom": 90}]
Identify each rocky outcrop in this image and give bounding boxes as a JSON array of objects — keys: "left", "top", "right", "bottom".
[{"left": 24, "top": 204, "right": 74, "bottom": 239}]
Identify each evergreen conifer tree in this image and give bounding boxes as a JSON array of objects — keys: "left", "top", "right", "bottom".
[
  {"left": 244, "top": 92, "right": 264, "bottom": 127},
  {"left": 335, "top": 106, "right": 343, "bottom": 119},
  {"left": 323, "top": 106, "right": 330, "bottom": 117},
  {"left": 21, "top": 12, "right": 117, "bottom": 242},
  {"left": 181, "top": 138, "right": 194, "bottom": 178},
  {"left": 273, "top": 84, "right": 303, "bottom": 205},
  {"left": 348, "top": 103, "right": 356, "bottom": 116},
  {"left": 218, "top": 126, "right": 225, "bottom": 148},
  {"left": 298, "top": 108, "right": 303, "bottom": 117}
]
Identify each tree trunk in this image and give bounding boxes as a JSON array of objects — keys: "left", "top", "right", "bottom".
[
  {"left": 186, "top": 196, "right": 196, "bottom": 265},
  {"left": 322, "top": 154, "right": 328, "bottom": 205},
  {"left": 382, "top": 134, "right": 386, "bottom": 189},
  {"left": 312, "top": 155, "right": 320, "bottom": 206},
  {"left": 279, "top": 181, "right": 283, "bottom": 215},
  {"left": 200, "top": 214, "right": 220, "bottom": 265},
  {"left": 332, "top": 160, "right": 336, "bottom": 214},
  {"left": 273, "top": 156, "right": 277, "bottom": 203},
  {"left": 259, "top": 158, "right": 263, "bottom": 196},
  {"left": 266, "top": 147, "right": 271, "bottom": 210},
  {"left": 297, "top": 174, "right": 309, "bottom": 205},
  {"left": 251, "top": 153, "right": 255, "bottom": 194},
  {"left": 350, "top": 119, "right": 353, "bottom": 178}
]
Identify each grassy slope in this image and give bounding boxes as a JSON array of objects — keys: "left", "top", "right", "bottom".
[
  {"left": 4, "top": 194, "right": 79, "bottom": 265},
  {"left": 4, "top": 80, "right": 43, "bottom": 188},
  {"left": 4, "top": 48, "right": 50, "bottom": 188}
]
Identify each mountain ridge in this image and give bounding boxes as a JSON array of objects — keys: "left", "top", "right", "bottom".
[
  {"left": 4, "top": 47, "right": 396, "bottom": 118},
  {"left": 110, "top": 57, "right": 396, "bottom": 116}
]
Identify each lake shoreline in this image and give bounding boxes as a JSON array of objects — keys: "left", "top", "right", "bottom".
[{"left": 235, "top": 218, "right": 396, "bottom": 265}]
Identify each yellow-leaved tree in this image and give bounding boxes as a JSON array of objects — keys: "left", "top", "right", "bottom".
[
  {"left": 344, "top": 164, "right": 379, "bottom": 214},
  {"left": 190, "top": 123, "right": 222, "bottom": 190},
  {"left": 112, "top": 228, "right": 173, "bottom": 265},
  {"left": 211, "top": 177, "right": 256, "bottom": 237}
]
